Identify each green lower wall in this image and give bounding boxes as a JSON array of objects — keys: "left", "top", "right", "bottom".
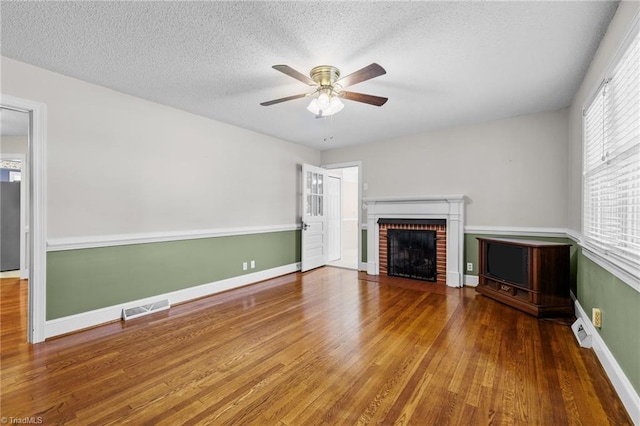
[
  {"left": 577, "top": 251, "right": 640, "bottom": 396},
  {"left": 46, "top": 230, "right": 301, "bottom": 320},
  {"left": 362, "top": 229, "right": 367, "bottom": 263}
]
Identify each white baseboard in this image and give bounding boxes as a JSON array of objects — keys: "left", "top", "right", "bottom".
[
  {"left": 464, "top": 274, "right": 479, "bottom": 287},
  {"left": 366, "top": 261, "right": 376, "bottom": 275},
  {"left": 44, "top": 263, "right": 301, "bottom": 339},
  {"left": 574, "top": 299, "right": 640, "bottom": 424}
]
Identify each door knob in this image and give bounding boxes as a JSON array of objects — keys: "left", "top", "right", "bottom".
[{"left": 302, "top": 222, "right": 310, "bottom": 230}]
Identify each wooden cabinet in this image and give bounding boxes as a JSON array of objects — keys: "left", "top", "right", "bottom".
[{"left": 476, "top": 237, "right": 573, "bottom": 317}]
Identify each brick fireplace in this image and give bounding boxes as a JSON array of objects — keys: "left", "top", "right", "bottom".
[
  {"left": 379, "top": 219, "right": 447, "bottom": 284},
  {"left": 363, "top": 196, "right": 465, "bottom": 287}
]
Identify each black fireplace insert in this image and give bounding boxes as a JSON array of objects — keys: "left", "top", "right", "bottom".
[{"left": 387, "top": 229, "right": 437, "bottom": 281}]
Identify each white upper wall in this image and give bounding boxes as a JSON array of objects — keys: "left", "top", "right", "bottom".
[
  {"left": 568, "top": 1, "right": 640, "bottom": 234},
  {"left": 1, "top": 57, "right": 320, "bottom": 238},
  {"left": 321, "top": 108, "right": 569, "bottom": 229}
]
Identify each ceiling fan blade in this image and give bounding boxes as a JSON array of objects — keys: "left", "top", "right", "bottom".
[
  {"left": 336, "top": 63, "right": 386, "bottom": 88},
  {"left": 341, "top": 91, "right": 388, "bottom": 107},
  {"left": 272, "top": 65, "right": 316, "bottom": 86},
  {"left": 260, "top": 93, "right": 308, "bottom": 106}
]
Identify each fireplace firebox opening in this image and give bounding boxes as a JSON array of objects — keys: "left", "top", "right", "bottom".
[
  {"left": 387, "top": 229, "right": 437, "bottom": 281},
  {"left": 378, "top": 218, "right": 447, "bottom": 284}
]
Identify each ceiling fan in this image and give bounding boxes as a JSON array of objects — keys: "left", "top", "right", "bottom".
[{"left": 260, "top": 63, "right": 388, "bottom": 117}]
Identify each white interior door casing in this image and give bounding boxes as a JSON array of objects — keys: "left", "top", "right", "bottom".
[
  {"left": 1, "top": 94, "right": 47, "bottom": 343},
  {"left": 301, "top": 164, "right": 329, "bottom": 272}
]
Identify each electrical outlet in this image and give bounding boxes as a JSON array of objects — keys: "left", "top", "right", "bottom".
[
  {"left": 592, "top": 308, "right": 602, "bottom": 328},
  {"left": 466, "top": 262, "right": 473, "bottom": 272},
  {"left": 242, "top": 262, "right": 248, "bottom": 271},
  {"left": 250, "top": 260, "right": 255, "bottom": 269}
]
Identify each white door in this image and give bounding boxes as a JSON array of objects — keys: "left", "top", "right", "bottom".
[
  {"left": 301, "top": 164, "right": 329, "bottom": 272},
  {"left": 327, "top": 175, "right": 342, "bottom": 262}
]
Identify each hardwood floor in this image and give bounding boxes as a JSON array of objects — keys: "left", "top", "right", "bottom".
[{"left": 1, "top": 268, "right": 631, "bottom": 425}]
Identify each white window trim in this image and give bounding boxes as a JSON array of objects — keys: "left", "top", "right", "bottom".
[{"left": 581, "top": 11, "right": 640, "bottom": 294}]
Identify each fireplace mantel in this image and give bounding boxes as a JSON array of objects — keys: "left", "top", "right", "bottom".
[{"left": 363, "top": 195, "right": 465, "bottom": 287}]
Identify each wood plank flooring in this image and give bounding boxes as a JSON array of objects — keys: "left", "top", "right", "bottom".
[{"left": 1, "top": 268, "right": 632, "bottom": 425}]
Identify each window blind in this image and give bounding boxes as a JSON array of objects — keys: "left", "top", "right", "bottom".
[{"left": 583, "top": 28, "right": 640, "bottom": 276}]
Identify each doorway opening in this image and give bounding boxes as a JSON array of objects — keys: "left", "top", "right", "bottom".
[
  {"left": 0, "top": 108, "right": 30, "bottom": 344},
  {"left": 1, "top": 95, "right": 47, "bottom": 344},
  {"left": 1, "top": 156, "right": 24, "bottom": 276},
  {"left": 324, "top": 164, "right": 360, "bottom": 270}
]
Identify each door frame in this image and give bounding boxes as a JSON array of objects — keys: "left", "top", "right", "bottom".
[
  {"left": 0, "top": 153, "right": 27, "bottom": 278},
  {"left": 1, "top": 95, "right": 47, "bottom": 343},
  {"left": 321, "top": 161, "right": 363, "bottom": 270}
]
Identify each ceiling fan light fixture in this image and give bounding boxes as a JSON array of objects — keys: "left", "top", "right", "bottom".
[
  {"left": 329, "top": 96, "right": 344, "bottom": 113},
  {"left": 317, "top": 92, "right": 331, "bottom": 109},
  {"left": 307, "top": 94, "right": 344, "bottom": 116},
  {"left": 306, "top": 98, "right": 320, "bottom": 114}
]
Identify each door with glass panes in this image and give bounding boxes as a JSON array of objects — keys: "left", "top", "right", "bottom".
[{"left": 301, "top": 164, "right": 329, "bottom": 272}]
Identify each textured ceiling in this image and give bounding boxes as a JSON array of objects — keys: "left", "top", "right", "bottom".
[{"left": 0, "top": 1, "right": 618, "bottom": 150}]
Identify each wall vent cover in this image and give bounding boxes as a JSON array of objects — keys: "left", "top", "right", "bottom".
[
  {"left": 122, "top": 299, "right": 170, "bottom": 321},
  {"left": 571, "top": 318, "right": 592, "bottom": 348}
]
